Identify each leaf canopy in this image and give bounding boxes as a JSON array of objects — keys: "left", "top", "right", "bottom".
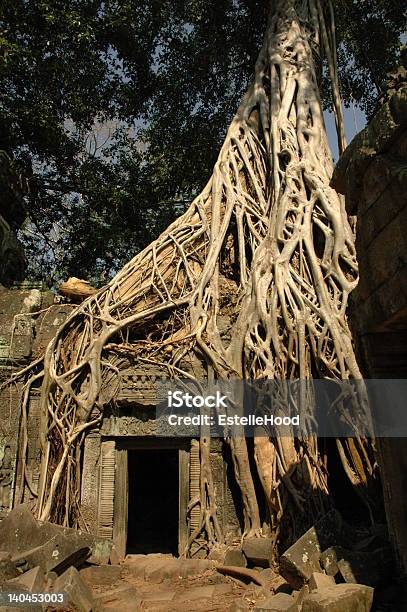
[{"left": 0, "top": 0, "right": 404, "bottom": 283}]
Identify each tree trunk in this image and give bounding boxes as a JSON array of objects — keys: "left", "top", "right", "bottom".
[{"left": 13, "top": 0, "right": 378, "bottom": 553}]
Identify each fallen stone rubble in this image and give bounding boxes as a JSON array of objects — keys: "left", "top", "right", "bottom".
[{"left": 0, "top": 505, "right": 401, "bottom": 611}]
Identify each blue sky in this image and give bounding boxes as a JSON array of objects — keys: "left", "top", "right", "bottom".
[{"left": 325, "top": 105, "right": 366, "bottom": 163}]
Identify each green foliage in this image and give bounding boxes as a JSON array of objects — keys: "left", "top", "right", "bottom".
[
  {"left": 0, "top": 0, "right": 404, "bottom": 284},
  {"left": 332, "top": 0, "right": 405, "bottom": 115}
]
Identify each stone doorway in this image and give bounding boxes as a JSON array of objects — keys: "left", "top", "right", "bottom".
[
  {"left": 127, "top": 448, "right": 179, "bottom": 555},
  {"left": 111, "top": 438, "right": 190, "bottom": 558}
]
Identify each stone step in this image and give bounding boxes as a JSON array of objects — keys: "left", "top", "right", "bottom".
[{"left": 123, "top": 554, "right": 214, "bottom": 583}]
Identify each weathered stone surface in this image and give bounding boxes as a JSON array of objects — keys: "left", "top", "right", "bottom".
[
  {"left": 93, "top": 583, "right": 141, "bottom": 609},
  {"left": 279, "top": 510, "right": 344, "bottom": 588},
  {"left": 6, "top": 566, "right": 45, "bottom": 593},
  {"left": 176, "top": 585, "right": 215, "bottom": 601},
  {"left": 320, "top": 547, "right": 340, "bottom": 577},
  {"left": 215, "top": 582, "right": 234, "bottom": 595},
  {"left": 142, "top": 589, "right": 176, "bottom": 601},
  {"left": 309, "top": 572, "right": 335, "bottom": 592},
  {"left": 0, "top": 505, "right": 39, "bottom": 555},
  {"left": 261, "top": 568, "right": 276, "bottom": 580},
  {"left": 144, "top": 558, "right": 181, "bottom": 583},
  {"left": 243, "top": 538, "right": 272, "bottom": 568},
  {"left": 179, "top": 558, "right": 214, "bottom": 577},
  {"left": 11, "top": 534, "right": 90, "bottom": 575},
  {"left": 0, "top": 555, "right": 19, "bottom": 582},
  {"left": 293, "top": 585, "right": 310, "bottom": 608},
  {"left": 79, "top": 563, "right": 122, "bottom": 587},
  {"left": 208, "top": 544, "right": 229, "bottom": 563},
  {"left": 270, "top": 574, "right": 293, "bottom": 594},
  {"left": 123, "top": 555, "right": 213, "bottom": 584},
  {"left": 302, "top": 583, "right": 374, "bottom": 612},
  {"left": 309, "top": 572, "right": 335, "bottom": 591},
  {"left": 37, "top": 519, "right": 112, "bottom": 565},
  {"left": 0, "top": 504, "right": 111, "bottom": 567},
  {"left": 123, "top": 554, "right": 153, "bottom": 578},
  {"left": 225, "top": 547, "right": 247, "bottom": 567},
  {"left": 52, "top": 566, "right": 95, "bottom": 612},
  {"left": 254, "top": 592, "right": 297, "bottom": 611},
  {"left": 109, "top": 544, "right": 120, "bottom": 566},
  {"left": 332, "top": 87, "right": 407, "bottom": 211}
]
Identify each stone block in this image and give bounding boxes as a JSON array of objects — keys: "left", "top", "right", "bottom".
[
  {"left": 254, "top": 592, "right": 297, "bottom": 611},
  {"left": 243, "top": 538, "right": 272, "bottom": 567},
  {"left": 176, "top": 585, "right": 215, "bottom": 601},
  {"left": 215, "top": 582, "right": 234, "bottom": 595},
  {"left": 123, "top": 554, "right": 152, "bottom": 577},
  {"left": 79, "top": 563, "right": 122, "bottom": 587},
  {"left": 37, "top": 519, "right": 112, "bottom": 564},
  {"left": 6, "top": 566, "right": 45, "bottom": 593},
  {"left": 0, "top": 504, "right": 111, "bottom": 566},
  {"left": 53, "top": 566, "right": 95, "bottom": 612},
  {"left": 320, "top": 547, "right": 341, "bottom": 576},
  {"left": 11, "top": 534, "right": 90, "bottom": 575},
  {"left": 309, "top": 572, "right": 335, "bottom": 592},
  {"left": 142, "top": 589, "right": 176, "bottom": 601},
  {"left": 225, "top": 547, "right": 247, "bottom": 567},
  {"left": 179, "top": 558, "right": 213, "bottom": 577},
  {"left": 94, "top": 584, "right": 141, "bottom": 609},
  {"left": 0, "top": 504, "right": 39, "bottom": 555},
  {"left": 109, "top": 543, "right": 121, "bottom": 565},
  {"left": 144, "top": 558, "right": 180, "bottom": 583},
  {"left": 279, "top": 510, "right": 344, "bottom": 588},
  {"left": 302, "top": 583, "right": 374, "bottom": 612}
]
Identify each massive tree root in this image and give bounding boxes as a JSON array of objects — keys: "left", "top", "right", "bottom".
[{"left": 12, "top": 0, "right": 378, "bottom": 554}]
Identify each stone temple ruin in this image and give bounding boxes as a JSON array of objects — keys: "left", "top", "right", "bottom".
[
  {"left": 0, "top": 66, "right": 406, "bottom": 610},
  {"left": 0, "top": 152, "right": 248, "bottom": 562},
  {"left": 0, "top": 284, "right": 250, "bottom": 559}
]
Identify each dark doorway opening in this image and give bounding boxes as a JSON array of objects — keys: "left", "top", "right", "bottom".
[
  {"left": 127, "top": 449, "right": 179, "bottom": 555},
  {"left": 325, "top": 438, "right": 371, "bottom": 524}
]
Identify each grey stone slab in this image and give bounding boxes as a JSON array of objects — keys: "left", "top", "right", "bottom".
[
  {"left": 176, "top": 585, "right": 215, "bottom": 601},
  {"left": 142, "top": 589, "right": 176, "bottom": 601},
  {"left": 80, "top": 563, "right": 122, "bottom": 587},
  {"left": 309, "top": 572, "right": 335, "bottom": 592},
  {"left": 52, "top": 566, "right": 95, "bottom": 612},
  {"left": 254, "top": 592, "right": 297, "bottom": 611},
  {"left": 11, "top": 534, "right": 90, "bottom": 575},
  {"left": 6, "top": 566, "right": 45, "bottom": 593},
  {"left": 243, "top": 538, "right": 272, "bottom": 568},
  {"left": 302, "top": 583, "right": 374, "bottom": 612},
  {"left": 225, "top": 548, "right": 247, "bottom": 567},
  {"left": 279, "top": 510, "right": 344, "bottom": 589}
]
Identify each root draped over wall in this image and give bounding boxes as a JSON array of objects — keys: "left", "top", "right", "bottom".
[{"left": 10, "top": 0, "right": 379, "bottom": 555}]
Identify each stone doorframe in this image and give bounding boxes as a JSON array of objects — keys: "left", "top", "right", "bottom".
[{"left": 110, "top": 437, "right": 190, "bottom": 559}]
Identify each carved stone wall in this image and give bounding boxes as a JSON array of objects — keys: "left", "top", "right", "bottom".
[
  {"left": 0, "top": 284, "right": 72, "bottom": 514},
  {"left": 0, "top": 287, "right": 243, "bottom": 557},
  {"left": 332, "top": 63, "right": 407, "bottom": 580}
]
